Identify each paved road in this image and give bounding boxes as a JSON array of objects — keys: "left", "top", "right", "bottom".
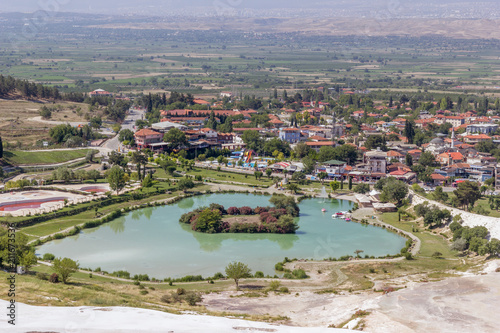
[{"left": 102, "top": 108, "right": 144, "bottom": 153}]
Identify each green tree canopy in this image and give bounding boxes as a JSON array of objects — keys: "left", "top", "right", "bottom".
[
  {"left": 118, "top": 129, "right": 135, "bottom": 143},
  {"left": 318, "top": 144, "right": 358, "bottom": 164},
  {"left": 107, "top": 165, "right": 126, "bottom": 194},
  {"left": 225, "top": 261, "right": 252, "bottom": 290},
  {"left": 293, "top": 142, "right": 311, "bottom": 159},
  {"left": 376, "top": 177, "right": 408, "bottom": 207},
  {"left": 163, "top": 128, "right": 188, "bottom": 150},
  {"left": 263, "top": 138, "right": 291, "bottom": 157},
  {"left": 454, "top": 181, "right": 481, "bottom": 211},
  {"left": 241, "top": 130, "right": 264, "bottom": 153},
  {"left": 53, "top": 257, "right": 79, "bottom": 284}
]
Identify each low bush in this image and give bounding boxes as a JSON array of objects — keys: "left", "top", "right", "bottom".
[
  {"left": 49, "top": 273, "right": 59, "bottom": 283},
  {"left": 268, "top": 280, "right": 281, "bottom": 291},
  {"left": 254, "top": 271, "right": 264, "bottom": 278},
  {"left": 279, "top": 286, "right": 289, "bottom": 293},
  {"left": 275, "top": 262, "right": 284, "bottom": 271},
  {"left": 161, "top": 290, "right": 202, "bottom": 306},
  {"left": 291, "top": 269, "right": 308, "bottom": 279},
  {"left": 42, "top": 253, "right": 55, "bottom": 261}
]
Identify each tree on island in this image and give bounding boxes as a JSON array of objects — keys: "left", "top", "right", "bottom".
[
  {"left": 192, "top": 208, "right": 222, "bottom": 233},
  {"left": 53, "top": 257, "right": 79, "bottom": 284},
  {"left": 225, "top": 261, "right": 251, "bottom": 291},
  {"left": 269, "top": 194, "right": 300, "bottom": 217}
]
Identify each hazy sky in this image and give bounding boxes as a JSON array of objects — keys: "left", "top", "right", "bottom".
[{"left": 1, "top": 0, "right": 498, "bottom": 16}]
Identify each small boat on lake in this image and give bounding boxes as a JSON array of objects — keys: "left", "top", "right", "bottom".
[
  {"left": 321, "top": 208, "right": 326, "bottom": 212},
  {"left": 332, "top": 211, "right": 350, "bottom": 220}
]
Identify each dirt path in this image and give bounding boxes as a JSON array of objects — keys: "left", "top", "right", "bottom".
[{"left": 351, "top": 208, "right": 421, "bottom": 256}]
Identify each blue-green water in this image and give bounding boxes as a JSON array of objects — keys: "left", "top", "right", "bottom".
[{"left": 37, "top": 194, "right": 406, "bottom": 279}]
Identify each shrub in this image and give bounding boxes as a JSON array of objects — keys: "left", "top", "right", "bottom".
[
  {"left": 133, "top": 274, "right": 150, "bottom": 281},
  {"left": 227, "top": 207, "right": 240, "bottom": 215},
  {"left": 112, "top": 270, "right": 131, "bottom": 279},
  {"left": 275, "top": 262, "right": 284, "bottom": 271},
  {"left": 279, "top": 286, "right": 289, "bottom": 293},
  {"left": 36, "top": 272, "right": 49, "bottom": 280},
  {"left": 253, "top": 206, "right": 268, "bottom": 214},
  {"left": 49, "top": 273, "right": 59, "bottom": 283},
  {"left": 209, "top": 203, "right": 225, "bottom": 213},
  {"left": 176, "top": 288, "right": 186, "bottom": 295},
  {"left": 291, "top": 269, "right": 308, "bottom": 279},
  {"left": 254, "top": 271, "right": 264, "bottom": 278},
  {"left": 140, "top": 290, "right": 148, "bottom": 295},
  {"left": 268, "top": 280, "right": 281, "bottom": 291},
  {"left": 211, "top": 272, "right": 225, "bottom": 280},
  {"left": 239, "top": 206, "right": 253, "bottom": 215},
  {"left": 432, "top": 251, "right": 442, "bottom": 258},
  {"left": 185, "top": 292, "right": 202, "bottom": 306},
  {"left": 42, "top": 253, "right": 55, "bottom": 261}
]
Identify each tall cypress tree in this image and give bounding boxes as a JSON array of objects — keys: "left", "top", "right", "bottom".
[
  {"left": 404, "top": 120, "right": 415, "bottom": 144},
  {"left": 0, "top": 136, "right": 3, "bottom": 159}
]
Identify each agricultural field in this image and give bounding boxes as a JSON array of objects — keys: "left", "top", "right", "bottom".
[{"left": 0, "top": 13, "right": 500, "bottom": 100}]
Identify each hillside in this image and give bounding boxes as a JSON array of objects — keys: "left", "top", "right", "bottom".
[{"left": 92, "top": 17, "right": 500, "bottom": 40}]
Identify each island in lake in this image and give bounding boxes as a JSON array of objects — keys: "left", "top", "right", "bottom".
[{"left": 179, "top": 195, "right": 300, "bottom": 234}]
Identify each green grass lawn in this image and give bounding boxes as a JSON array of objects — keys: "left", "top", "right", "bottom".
[
  {"left": 3, "top": 149, "right": 96, "bottom": 165},
  {"left": 17, "top": 181, "right": 211, "bottom": 241},
  {"left": 185, "top": 167, "right": 274, "bottom": 187},
  {"left": 381, "top": 212, "right": 457, "bottom": 258}
]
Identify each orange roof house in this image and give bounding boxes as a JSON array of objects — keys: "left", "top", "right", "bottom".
[
  {"left": 134, "top": 128, "right": 163, "bottom": 148},
  {"left": 437, "top": 152, "right": 465, "bottom": 165}
]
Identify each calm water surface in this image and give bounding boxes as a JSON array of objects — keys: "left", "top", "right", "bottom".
[{"left": 37, "top": 194, "right": 406, "bottom": 278}]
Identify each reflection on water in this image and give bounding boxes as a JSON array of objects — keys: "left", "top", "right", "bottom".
[
  {"left": 186, "top": 223, "right": 299, "bottom": 252},
  {"left": 38, "top": 193, "right": 406, "bottom": 278},
  {"left": 109, "top": 217, "right": 126, "bottom": 234},
  {"left": 177, "top": 197, "right": 194, "bottom": 210},
  {"left": 131, "top": 207, "right": 156, "bottom": 221}
]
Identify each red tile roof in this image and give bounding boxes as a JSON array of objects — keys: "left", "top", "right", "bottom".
[{"left": 134, "top": 128, "right": 162, "bottom": 137}]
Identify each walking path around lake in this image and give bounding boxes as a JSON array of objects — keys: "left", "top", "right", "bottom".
[{"left": 351, "top": 208, "right": 421, "bottom": 256}]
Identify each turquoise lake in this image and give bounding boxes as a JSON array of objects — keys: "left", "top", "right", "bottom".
[{"left": 37, "top": 193, "right": 406, "bottom": 279}]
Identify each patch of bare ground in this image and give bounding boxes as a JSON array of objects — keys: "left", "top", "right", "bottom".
[
  {"left": 203, "top": 260, "right": 500, "bottom": 330},
  {"left": 0, "top": 99, "right": 95, "bottom": 146},
  {"left": 223, "top": 215, "right": 261, "bottom": 227}
]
